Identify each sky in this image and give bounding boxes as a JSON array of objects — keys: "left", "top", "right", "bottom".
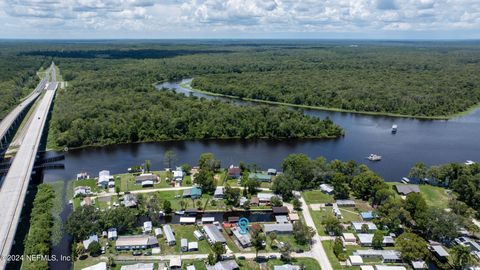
[{"left": 0, "top": 0, "right": 479, "bottom": 39}]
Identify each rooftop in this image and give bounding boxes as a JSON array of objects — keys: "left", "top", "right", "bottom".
[{"left": 395, "top": 184, "right": 420, "bottom": 195}]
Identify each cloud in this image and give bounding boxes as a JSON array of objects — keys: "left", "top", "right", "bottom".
[{"left": 0, "top": 0, "right": 479, "bottom": 38}]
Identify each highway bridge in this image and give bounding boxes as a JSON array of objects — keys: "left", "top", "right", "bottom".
[
  {"left": 0, "top": 63, "right": 58, "bottom": 269},
  {"left": 0, "top": 66, "right": 52, "bottom": 152}
]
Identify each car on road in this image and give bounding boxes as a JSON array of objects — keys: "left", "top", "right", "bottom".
[
  {"left": 255, "top": 256, "right": 267, "bottom": 262},
  {"left": 268, "top": 255, "right": 277, "bottom": 260},
  {"left": 132, "top": 251, "right": 142, "bottom": 256}
]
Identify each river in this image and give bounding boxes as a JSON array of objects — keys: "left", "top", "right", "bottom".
[{"left": 42, "top": 78, "right": 479, "bottom": 269}]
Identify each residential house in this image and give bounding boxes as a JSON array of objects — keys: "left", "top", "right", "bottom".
[
  {"left": 275, "top": 215, "right": 289, "bottom": 224},
  {"left": 274, "top": 265, "right": 300, "bottom": 270},
  {"left": 361, "top": 211, "right": 377, "bottom": 220},
  {"left": 272, "top": 206, "right": 289, "bottom": 215},
  {"left": 267, "top": 168, "right": 277, "bottom": 176},
  {"left": 135, "top": 174, "right": 158, "bottom": 187},
  {"left": 351, "top": 221, "right": 378, "bottom": 232},
  {"left": 83, "top": 235, "right": 99, "bottom": 250},
  {"left": 231, "top": 226, "right": 252, "bottom": 248},
  {"left": 430, "top": 245, "right": 449, "bottom": 262},
  {"left": 349, "top": 255, "right": 363, "bottom": 266},
  {"left": 120, "top": 263, "right": 154, "bottom": 270},
  {"left": 264, "top": 223, "right": 293, "bottom": 234},
  {"left": 228, "top": 165, "right": 241, "bottom": 178},
  {"left": 357, "top": 234, "right": 394, "bottom": 247},
  {"left": 201, "top": 217, "right": 215, "bottom": 224},
  {"left": 214, "top": 187, "right": 225, "bottom": 199},
  {"left": 194, "top": 230, "right": 204, "bottom": 240},
  {"left": 186, "top": 266, "right": 196, "bottom": 270},
  {"left": 336, "top": 200, "right": 356, "bottom": 207},
  {"left": 98, "top": 170, "right": 113, "bottom": 188},
  {"left": 183, "top": 187, "right": 202, "bottom": 199},
  {"left": 188, "top": 242, "right": 198, "bottom": 251},
  {"left": 455, "top": 237, "right": 480, "bottom": 259},
  {"left": 169, "top": 258, "right": 182, "bottom": 270},
  {"left": 395, "top": 185, "right": 420, "bottom": 195},
  {"left": 82, "top": 262, "right": 107, "bottom": 270},
  {"left": 122, "top": 194, "right": 137, "bottom": 208},
  {"left": 206, "top": 260, "right": 239, "bottom": 270},
  {"left": 172, "top": 167, "right": 184, "bottom": 182},
  {"left": 180, "top": 217, "right": 196, "bottom": 224},
  {"left": 257, "top": 193, "right": 278, "bottom": 205},
  {"left": 342, "top": 233, "right": 356, "bottom": 244},
  {"left": 143, "top": 221, "right": 152, "bottom": 233},
  {"left": 374, "top": 266, "right": 407, "bottom": 270},
  {"left": 154, "top": 228, "right": 163, "bottom": 237},
  {"left": 288, "top": 213, "right": 300, "bottom": 222},
  {"left": 354, "top": 249, "right": 402, "bottom": 263},
  {"left": 163, "top": 225, "right": 176, "bottom": 246},
  {"left": 320, "top": 184, "right": 334, "bottom": 194},
  {"left": 115, "top": 235, "right": 158, "bottom": 250},
  {"left": 250, "top": 197, "right": 260, "bottom": 206},
  {"left": 411, "top": 261, "right": 428, "bottom": 270},
  {"left": 107, "top": 228, "right": 118, "bottom": 241},
  {"left": 332, "top": 203, "right": 342, "bottom": 219},
  {"left": 204, "top": 224, "right": 227, "bottom": 244},
  {"left": 74, "top": 186, "right": 92, "bottom": 197},
  {"left": 249, "top": 173, "right": 272, "bottom": 182}
]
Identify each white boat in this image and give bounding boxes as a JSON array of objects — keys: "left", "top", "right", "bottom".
[
  {"left": 367, "top": 154, "right": 382, "bottom": 161},
  {"left": 391, "top": 125, "right": 398, "bottom": 134},
  {"left": 401, "top": 177, "right": 410, "bottom": 184},
  {"left": 465, "top": 160, "right": 476, "bottom": 166}
]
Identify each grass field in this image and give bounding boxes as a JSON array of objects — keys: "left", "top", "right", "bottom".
[
  {"left": 303, "top": 190, "right": 334, "bottom": 204},
  {"left": 388, "top": 182, "right": 452, "bottom": 209}
]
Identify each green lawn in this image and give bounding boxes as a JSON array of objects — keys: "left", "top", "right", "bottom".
[
  {"left": 183, "top": 260, "right": 207, "bottom": 270},
  {"left": 73, "top": 179, "right": 101, "bottom": 192},
  {"left": 303, "top": 190, "right": 334, "bottom": 204},
  {"left": 322, "top": 240, "right": 344, "bottom": 270},
  {"left": 159, "top": 225, "right": 212, "bottom": 255},
  {"left": 238, "top": 258, "right": 321, "bottom": 270},
  {"left": 73, "top": 257, "right": 107, "bottom": 270},
  {"left": 388, "top": 182, "right": 451, "bottom": 209}
]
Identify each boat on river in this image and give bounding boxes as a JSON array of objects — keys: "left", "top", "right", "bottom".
[
  {"left": 401, "top": 177, "right": 410, "bottom": 184},
  {"left": 392, "top": 124, "right": 398, "bottom": 134},
  {"left": 465, "top": 160, "right": 476, "bottom": 165},
  {"left": 367, "top": 154, "right": 382, "bottom": 161}
]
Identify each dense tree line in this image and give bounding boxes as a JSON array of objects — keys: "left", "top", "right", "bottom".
[
  {"left": 22, "top": 184, "right": 56, "bottom": 270},
  {"left": 0, "top": 48, "right": 46, "bottom": 120},
  {"left": 47, "top": 57, "right": 342, "bottom": 148},
  {"left": 190, "top": 46, "right": 480, "bottom": 117}
]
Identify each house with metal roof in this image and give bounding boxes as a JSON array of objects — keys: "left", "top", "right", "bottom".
[
  {"left": 214, "top": 187, "right": 224, "bottom": 199},
  {"left": 430, "top": 245, "right": 449, "bottom": 261},
  {"left": 98, "top": 170, "right": 113, "bottom": 188},
  {"left": 206, "top": 260, "right": 239, "bottom": 270},
  {"left": 82, "top": 262, "right": 107, "bottom": 270},
  {"left": 351, "top": 221, "right": 378, "bottom": 232},
  {"left": 169, "top": 258, "right": 182, "bottom": 270},
  {"left": 183, "top": 187, "right": 202, "bottom": 199},
  {"left": 74, "top": 186, "right": 92, "bottom": 197},
  {"left": 272, "top": 206, "right": 289, "bottom": 215},
  {"left": 122, "top": 193, "right": 137, "bottom": 208},
  {"left": 188, "top": 241, "right": 198, "bottom": 251},
  {"left": 249, "top": 172, "right": 272, "bottom": 182},
  {"left": 228, "top": 165, "right": 241, "bottom": 178},
  {"left": 143, "top": 221, "right": 152, "bottom": 233},
  {"left": 115, "top": 235, "right": 158, "bottom": 250},
  {"left": 320, "top": 184, "right": 334, "bottom": 194},
  {"left": 357, "top": 234, "right": 394, "bottom": 247},
  {"left": 375, "top": 266, "right": 407, "bottom": 270},
  {"left": 264, "top": 223, "right": 293, "bottom": 234},
  {"left": 204, "top": 224, "right": 227, "bottom": 244},
  {"left": 257, "top": 193, "right": 278, "bottom": 205},
  {"left": 120, "top": 263, "right": 154, "bottom": 270},
  {"left": 354, "top": 249, "right": 401, "bottom": 263},
  {"left": 231, "top": 226, "right": 252, "bottom": 248},
  {"left": 395, "top": 184, "right": 420, "bottom": 195},
  {"left": 163, "top": 225, "right": 176, "bottom": 246},
  {"left": 275, "top": 215, "right": 289, "bottom": 224},
  {"left": 336, "top": 199, "right": 356, "bottom": 206},
  {"left": 411, "top": 260, "right": 427, "bottom": 269},
  {"left": 274, "top": 265, "right": 300, "bottom": 270},
  {"left": 83, "top": 234, "right": 99, "bottom": 249},
  {"left": 181, "top": 238, "right": 188, "bottom": 252},
  {"left": 194, "top": 230, "right": 204, "bottom": 240},
  {"left": 135, "top": 174, "right": 158, "bottom": 186},
  {"left": 107, "top": 228, "right": 117, "bottom": 241},
  {"left": 360, "top": 211, "right": 377, "bottom": 220}
]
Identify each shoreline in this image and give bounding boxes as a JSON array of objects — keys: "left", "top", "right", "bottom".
[{"left": 181, "top": 81, "right": 480, "bottom": 121}]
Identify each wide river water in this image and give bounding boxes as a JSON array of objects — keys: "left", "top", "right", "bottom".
[{"left": 42, "top": 79, "right": 480, "bottom": 269}]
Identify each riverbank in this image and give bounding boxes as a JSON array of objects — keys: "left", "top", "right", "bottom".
[{"left": 183, "top": 81, "right": 480, "bottom": 120}]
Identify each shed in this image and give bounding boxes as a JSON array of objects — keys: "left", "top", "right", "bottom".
[
  {"left": 201, "top": 217, "right": 215, "bottom": 224},
  {"left": 107, "top": 228, "right": 118, "bottom": 241},
  {"left": 143, "top": 221, "right": 152, "bottom": 233},
  {"left": 154, "top": 228, "right": 163, "bottom": 237},
  {"left": 194, "top": 230, "right": 204, "bottom": 240},
  {"left": 336, "top": 199, "right": 355, "bottom": 207},
  {"left": 411, "top": 261, "right": 428, "bottom": 269},
  {"left": 320, "top": 184, "right": 334, "bottom": 194},
  {"left": 360, "top": 211, "right": 377, "bottom": 220},
  {"left": 214, "top": 187, "right": 224, "bottom": 199},
  {"left": 181, "top": 238, "right": 188, "bottom": 252}
]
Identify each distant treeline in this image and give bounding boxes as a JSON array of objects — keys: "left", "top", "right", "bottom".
[
  {"left": 21, "top": 49, "right": 231, "bottom": 59},
  {"left": 189, "top": 46, "right": 480, "bottom": 117}
]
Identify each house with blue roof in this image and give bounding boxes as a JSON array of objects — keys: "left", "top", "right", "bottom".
[{"left": 361, "top": 211, "right": 377, "bottom": 220}]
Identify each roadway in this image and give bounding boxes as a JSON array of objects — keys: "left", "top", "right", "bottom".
[
  {"left": 0, "top": 63, "right": 58, "bottom": 270},
  {"left": 0, "top": 66, "right": 52, "bottom": 150}
]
